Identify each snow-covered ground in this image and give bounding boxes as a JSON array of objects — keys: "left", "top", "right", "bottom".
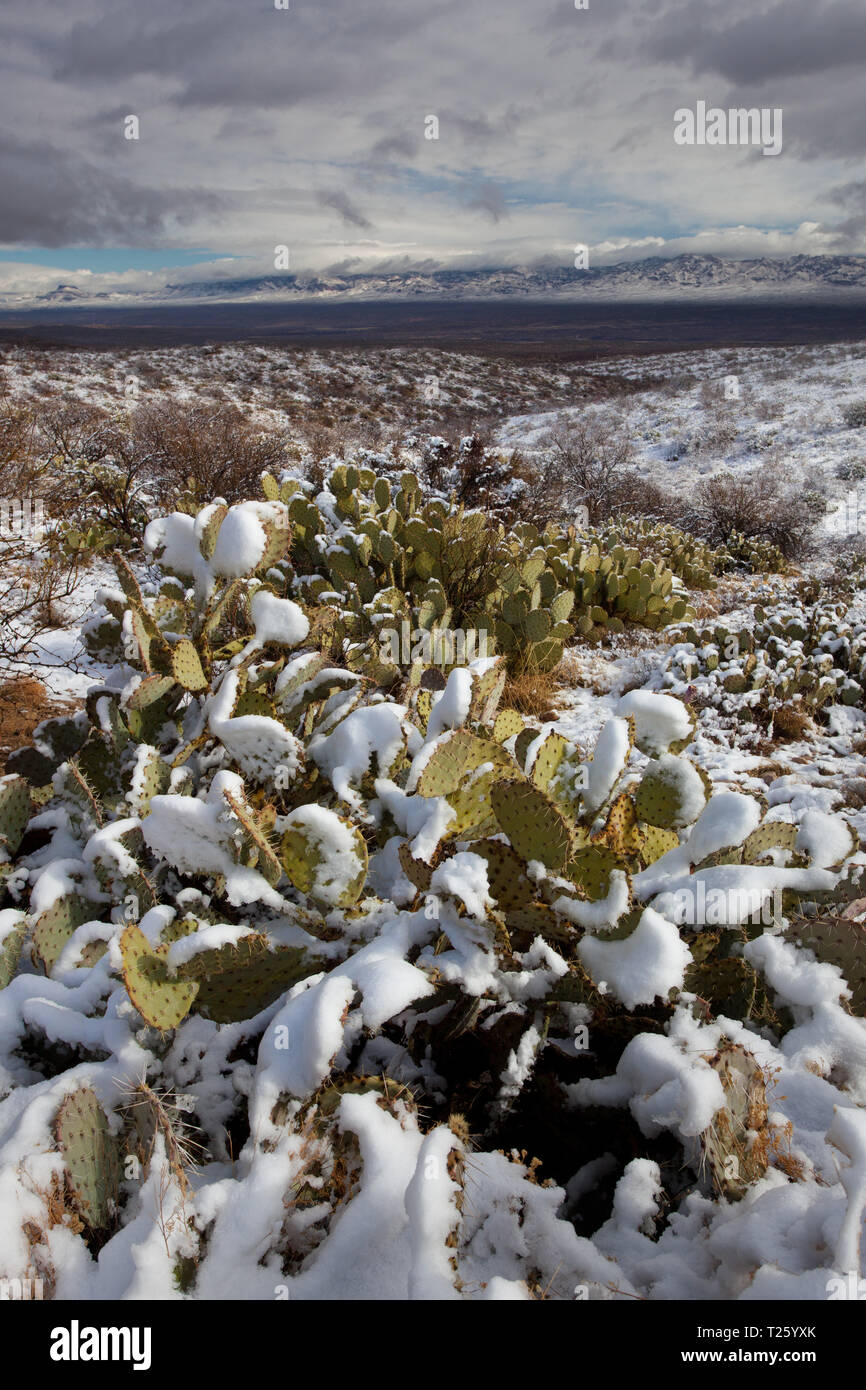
[
  {"left": 2, "top": 340, "right": 866, "bottom": 1302},
  {"left": 499, "top": 340, "right": 866, "bottom": 527}
]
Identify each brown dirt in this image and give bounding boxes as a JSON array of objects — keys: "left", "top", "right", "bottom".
[{"left": 0, "top": 676, "right": 77, "bottom": 772}]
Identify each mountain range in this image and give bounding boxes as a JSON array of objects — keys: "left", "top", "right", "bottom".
[{"left": 8, "top": 254, "right": 866, "bottom": 310}]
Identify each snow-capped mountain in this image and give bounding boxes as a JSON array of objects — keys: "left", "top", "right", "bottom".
[
  {"left": 4, "top": 254, "right": 866, "bottom": 311},
  {"left": 154, "top": 254, "right": 866, "bottom": 302}
]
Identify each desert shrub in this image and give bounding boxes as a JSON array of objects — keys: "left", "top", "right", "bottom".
[
  {"left": 0, "top": 396, "right": 82, "bottom": 661},
  {"left": 133, "top": 398, "right": 289, "bottom": 507},
  {"left": 835, "top": 458, "right": 866, "bottom": 482},
  {"left": 842, "top": 400, "right": 866, "bottom": 429},
  {"left": 536, "top": 416, "right": 635, "bottom": 525},
  {"left": 685, "top": 466, "right": 815, "bottom": 559},
  {"left": 39, "top": 404, "right": 154, "bottom": 548}
]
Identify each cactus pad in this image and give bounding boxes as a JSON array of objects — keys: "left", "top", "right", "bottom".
[
  {"left": 120, "top": 922, "right": 199, "bottom": 1030},
  {"left": 55, "top": 1086, "right": 119, "bottom": 1230},
  {"left": 0, "top": 775, "right": 31, "bottom": 860},
  {"left": 171, "top": 639, "right": 208, "bottom": 692},
  {"left": 490, "top": 778, "right": 573, "bottom": 870}
]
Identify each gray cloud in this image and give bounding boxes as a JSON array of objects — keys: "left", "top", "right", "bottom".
[
  {"left": 0, "top": 134, "right": 222, "bottom": 245},
  {"left": 463, "top": 181, "right": 509, "bottom": 223},
  {"left": 317, "top": 190, "right": 373, "bottom": 230},
  {"left": 369, "top": 132, "right": 418, "bottom": 163},
  {"left": 0, "top": 0, "right": 863, "bottom": 266},
  {"left": 646, "top": 0, "right": 866, "bottom": 83}
]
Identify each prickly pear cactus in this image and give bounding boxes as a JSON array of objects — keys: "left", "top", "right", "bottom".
[
  {"left": 0, "top": 776, "right": 31, "bottom": 861},
  {"left": 120, "top": 923, "right": 199, "bottom": 1030},
  {"left": 700, "top": 1042, "right": 770, "bottom": 1201},
  {"left": 55, "top": 1087, "right": 119, "bottom": 1230}
]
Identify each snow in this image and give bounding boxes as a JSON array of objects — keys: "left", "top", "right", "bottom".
[
  {"left": 826, "top": 1108, "right": 866, "bottom": 1275},
  {"left": 207, "top": 670, "right": 303, "bottom": 785},
  {"left": 372, "top": 778, "right": 456, "bottom": 861},
  {"left": 796, "top": 809, "right": 855, "bottom": 868},
  {"left": 142, "top": 771, "right": 285, "bottom": 909},
  {"left": 429, "top": 852, "right": 492, "bottom": 921},
  {"left": 248, "top": 589, "right": 309, "bottom": 649},
  {"left": 616, "top": 689, "right": 693, "bottom": 755},
  {"left": 209, "top": 504, "right": 268, "bottom": 578},
  {"left": 308, "top": 703, "right": 410, "bottom": 811},
  {"left": 553, "top": 870, "right": 632, "bottom": 931},
  {"left": 683, "top": 790, "right": 762, "bottom": 863},
  {"left": 643, "top": 754, "right": 707, "bottom": 828},
  {"left": 426, "top": 667, "right": 473, "bottom": 739},
  {"left": 577, "top": 907, "right": 693, "bottom": 1010},
  {"left": 404, "top": 1126, "right": 462, "bottom": 1300},
  {"left": 581, "top": 715, "right": 631, "bottom": 814},
  {"left": 143, "top": 512, "right": 199, "bottom": 577}
]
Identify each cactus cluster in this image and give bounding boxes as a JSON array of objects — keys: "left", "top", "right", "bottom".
[
  {"left": 724, "top": 529, "right": 788, "bottom": 575},
  {"left": 1, "top": 486, "right": 861, "bottom": 1300},
  {"left": 591, "top": 518, "right": 725, "bottom": 590},
  {"left": 256, "top": 466, "right": 695, "bottom": 675},
  {"left": 665, "top": 596, "right": 866, "bottom": 717}
]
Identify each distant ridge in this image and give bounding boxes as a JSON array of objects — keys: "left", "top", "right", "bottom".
[{"left": 6, "top": 253, "right": 866, "bottom": 311}]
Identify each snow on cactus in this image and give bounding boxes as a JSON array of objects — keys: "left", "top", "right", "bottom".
[{"left": 0, "top": 487, "right": 864, "bottom": 1304}]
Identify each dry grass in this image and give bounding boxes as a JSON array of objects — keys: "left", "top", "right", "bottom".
[
  {"left": 839, "top": 779, "right": 866, "bottom": 811},
  {"left": 770, "top": 703, "right": 812, "bottom": 742},
  {"left": 503, "top": 667, "right": 563, "bottom": 719},
  {"left": 0, "top": 676, "right": 77, "bottom": 773}
]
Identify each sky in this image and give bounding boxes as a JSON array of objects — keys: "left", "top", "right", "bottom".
[{"left": 0, "top": 0, "right": 865, "bottom": 298}]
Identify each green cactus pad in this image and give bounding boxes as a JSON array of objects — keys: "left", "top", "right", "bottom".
[
  {"left": 742, "top": 822, "right": 799, "bottom": 864},
  {"left": 468, "top": 839, "right": 534, "bottom": 910},
  {"left": 468, "top": 660, "right": 506, "bottom": 726},
  {"left": 591, "top": 791, "right": 644, "bottom": 857},
  {"left": 280, "top": 807, "right": 368, "bottom": 909},
  {"left": 639, "top": 824, "right": 681, "bottom": 865},
  {"left": 786, "top": 915, "right": 866, "bottom": 1015},
  {"left": 568, "top": 846, "right": 628, "bottom": 901},
  {"left": 634, "top": 756, "right": 706, "bottom": 829},
  {"left": 0, "top": 914, "right": 26, "bottom": 989},
  {"left": 398, "top": 842, "right": 435, "bottom": 891},
  {"left": 33, "top": 894, "right": 103, "bottom": 973},
  {"left": 120, "top": 922, "right": 199, "bottom": 1030},
  {"left": 416, "top": 731, "right": 513, "bottom": 799},
  {"left": 171, "top": 639, "right": 208, "bottom": 692},
  {"left": 490, "top": 778, "right": 573, "bottom": 869},
  {"left": 55, "top": 1086, "right": 119, "bottom": 1230},
  {"left": 174, "top": 933, "right": 314, "bottom": 1023},
  {"left": 125, "top": 674, "right": 177, "bottom": 711},
  {"left": 0, "top": 776, "right": 31, "bottom": 860},
  {"left": 529, "top": 731, "right": 567, "bottom": 791},
  {"left": 514, "top": 727, "right": 538, "bottom": 771},
  {"left": 492, "top": 708, "right": 524, "bottom": 743},
  {"left": 684, "top": 954, "right": 760, "bottom": 1020}
]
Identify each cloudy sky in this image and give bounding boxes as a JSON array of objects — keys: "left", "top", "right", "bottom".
[{"left": 1, "top": 0, "right": 865, "bottom": 296}]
